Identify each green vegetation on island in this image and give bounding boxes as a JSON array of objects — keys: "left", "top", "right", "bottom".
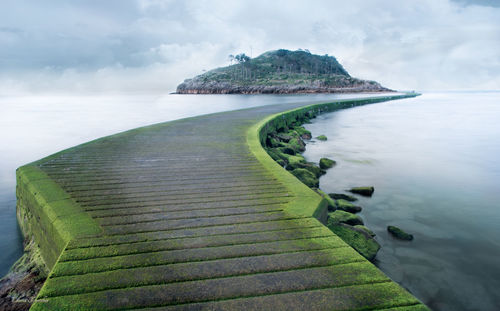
[{"left": 177, "top": 49, "right": 392, "bottom": 94}]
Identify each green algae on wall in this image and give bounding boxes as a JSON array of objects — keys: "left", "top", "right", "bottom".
[{"left": 16, "top": 165, "right": 102, "bottom": 270}]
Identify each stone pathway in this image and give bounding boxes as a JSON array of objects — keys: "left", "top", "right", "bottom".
[{"left": 26, "top": 97, "right": 427, "bottom": 310}]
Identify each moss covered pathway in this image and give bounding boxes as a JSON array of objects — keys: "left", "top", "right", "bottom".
[{"left": 18, "top": 95, "right": 427, "bottom": 310}]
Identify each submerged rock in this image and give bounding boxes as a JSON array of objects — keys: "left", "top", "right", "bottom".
[
  {"left": 336, "top": 199, "right": 362, "bottom": 213},
  {"left": 328, "top": 193, "right": 358, "bottom": 202},
  {"left": 319, "top": 157, "right": 336, "bottom": 169},
  {"left": 328, "top": 210, "right": 364, "bottom": 226},
  {"left": 316, "top": 135, "right": 328, "bottom": 141},
  {"left": 349, "top": 186, "right": 375, "bottom": 197},
  {"left": 327, "top": 223, "right": 381, "bottom": 261},
  {"left": 291, "top": 168, "right": 319, "bottom": 188},
  {"left": 387, "top": 226, "right": 414, "bottom": 241}
]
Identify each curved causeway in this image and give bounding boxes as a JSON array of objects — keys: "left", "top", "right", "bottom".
[{"left": 17, "top": 94, "right": 428, "bottom": 310}]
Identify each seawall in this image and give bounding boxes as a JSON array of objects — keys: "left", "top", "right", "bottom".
[{"left": 10, "top": 93, "right": 426, "bottom": 310}]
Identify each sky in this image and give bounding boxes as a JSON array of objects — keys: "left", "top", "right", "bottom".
[{"left": 0, "top": 0, "right": 499, "bottom": 94}]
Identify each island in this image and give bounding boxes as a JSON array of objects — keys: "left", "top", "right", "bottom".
[{"left": 176, "top": 49, "right": 392, "bottom": 94}]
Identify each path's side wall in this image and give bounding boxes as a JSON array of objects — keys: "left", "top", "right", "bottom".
[{"left": 16, "top": 166, "right": 102, "bottom": 270}]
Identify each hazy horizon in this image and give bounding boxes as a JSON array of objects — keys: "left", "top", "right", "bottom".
[{"left": 1, "top": 0, "right": 499, "bottom": 95}]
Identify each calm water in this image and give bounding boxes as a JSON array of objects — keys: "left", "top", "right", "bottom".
[
  {"left": 0, "top": 92, "right": 384, "bottom": 277},
  {"left": 302, "top": 92, "right": 500, "bottom": 311}
]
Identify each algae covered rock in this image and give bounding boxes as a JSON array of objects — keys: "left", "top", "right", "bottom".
[
  {"left": 316, "top": 135, "right": 328, "bottom": 141},
  {"left": 336, "top": 199, "right": 362, "bottom": 213},
  {"left": 316, "top": 189, "right": 337, "bottom": 211},
  {"left": 295, "top": 127, "right": 312, "bottom": 140},
  {"left": 276, "top": 159, "right": 286, "bottom": 167},
  {"left": 328, "top": 193, "right": 358, "bottom": 202},
  {"left": 265, "top": 148, "right": 288, "bottom": 164},
  {"left": 349, "top": 186, "right": 375, "bottom": 197},
  {"left": 276, "top": 133, "right": 293, "bottom": 142},
  {"left": 290, "top": 168, "right": 319, "bottom": 188},
  {"left": 327, "top": 223, "right": 380, "bottom": 261},
  {"left": 328, "top": 210, "right": 364, "bottom": 226},
  {"left": 387, "top": 225, "right": 414, "bottom": 241},
  {"left": 319, "top": 157, "right": 336, "bottom": 169},
  {"left": 288, "top": 137, "right": 306, "bottom": 152},
  {"left": 355, "top": 225, "right": 376, "bottom": 237},
  {"left": 279, "top": 146, "right": 296, "bottom": 155},
  {"left": 286, "top": 162, "right": 325, "bottom": 178}
]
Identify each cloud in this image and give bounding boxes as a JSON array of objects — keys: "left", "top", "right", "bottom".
[{"left": 0, "top": 0, "right": 499, "bottom": 94}]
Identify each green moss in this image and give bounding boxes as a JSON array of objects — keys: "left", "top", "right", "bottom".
[
  {"left": 294, "top": 126, "right": 312, "bottom": 139},
  {"left": 387, "top": 226, "right": 414, "bottom": 241},
  {"left": 328, "top": 193, "right": 358, "bottom": 202},
  {"left": 336, "top": 199, "right": 362, "bottom": 213},
  {"left": 287, "top": 137, "right": 306, "bottom": 152},
  {"left": 355, "top": 225, "right": 376, "bottom": 237},
  {"left": 349, "top": 186, "right": 375, "bottom": 196},
  {"left": 290, "top": 168, "right": 319, "bottom": 188},
  {"left": 327, "top": 223, "right": 381, "bottom": 261},
  {"left": 286, "top": 162, "right": 324, "bottom": 178},
  {"left": 319, "top": 157, "right": 336, "bottom": 169},
  {"left": 316, "top": 135, "right": 328, "bottom": 141},
  {"left": 328, "top": 210, "right": 364, "bottom": 226},
  {"left": 316, "top": 190, "right": 336, "bottom": 212}
]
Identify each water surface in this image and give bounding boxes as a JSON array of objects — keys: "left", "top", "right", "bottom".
[{"left": 302, "top": 92, "right": 500, "bottom": 311}]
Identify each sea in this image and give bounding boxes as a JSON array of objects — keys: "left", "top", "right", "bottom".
[{"left": 1, "top": 91, "right": 499, "bottom": 310}]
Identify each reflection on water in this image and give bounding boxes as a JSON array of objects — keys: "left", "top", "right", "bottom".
[
  {"left": 302, "top": 92, "right": 500, "bottom": 311},
  {"left": 0, "top": 92, "right": 382, "bottom": 277}
]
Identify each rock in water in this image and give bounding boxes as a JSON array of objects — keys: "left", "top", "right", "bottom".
[
  {"left": 328, "top": 210, "right": 364, "bottom": 226},
  {"left": 316, "top": 135, "right": 328, "bottom": 141},
  {"left": 319, "top": 157, "right": 336, "bottom": 169},
  {"left": 355, "top": 225, "right": 376, "bottom": 237},
  {"left": 327, "top": 223, "right": 381, "bottom": 261},
  {"left": 290, "top": 168, "right": 319, "bottom": 188},
  {"left": 349, "top": 186, "right": 375, "bottom": 196},
  {"left": 328, "top": 193, "right": 358, "bottom": 202},
  {"left": 336, "top": 199, "right": 362, "bottom": 213},
  {"left": 387, "top": 226, "right": 414, "bottom": 241}
]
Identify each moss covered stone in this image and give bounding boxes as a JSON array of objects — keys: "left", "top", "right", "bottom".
[
  {"left": 387, "top": 226, "right": 414, "bottom": 241},
  {"left": 349, "top": 186, "right": 375, "bottom": 197},
  {"left": 286, "top": 162, "right": 325, "bottom": 178},
  {"left": 288, "top": 137, "right": 306, "bottom": 152},
  {"left": 290, "top": 168, "right": 319, "bottom": 188},
  {"left": 355, "top": 225, "right": 376, "bottom": 237},
  {"left": 316, "top": 190, "right": 336, "bottom": 212},
  {"left": 328, "top": 193, "right": 358, "bottom": 202},
  {"left": 278, "top": 146, "right": 296, "bottom": 155},
  {"left": 328, "top": 210, "right": 364, "bottom": 226},
  {"left": 316, "top": 135, "right": 328, "bottom": 141},
  {"left": 319, "top": 157, "right": 336, "bottom": 169},
  {"left": 336, "top": 199, "right": 362, "bottom": 213},
  {"left": 294, "top": 127, "right": 312, "bottom": 140},
  {"left": 327, "top": 223, "right": 381, "bottom": 261},
  {"left": 276, "top": 159, "right": 286, "bottom": 167}
]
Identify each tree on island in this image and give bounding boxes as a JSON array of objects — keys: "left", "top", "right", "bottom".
[{"left": 234, "top": 53, "right": 250, "bottom": 63}]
